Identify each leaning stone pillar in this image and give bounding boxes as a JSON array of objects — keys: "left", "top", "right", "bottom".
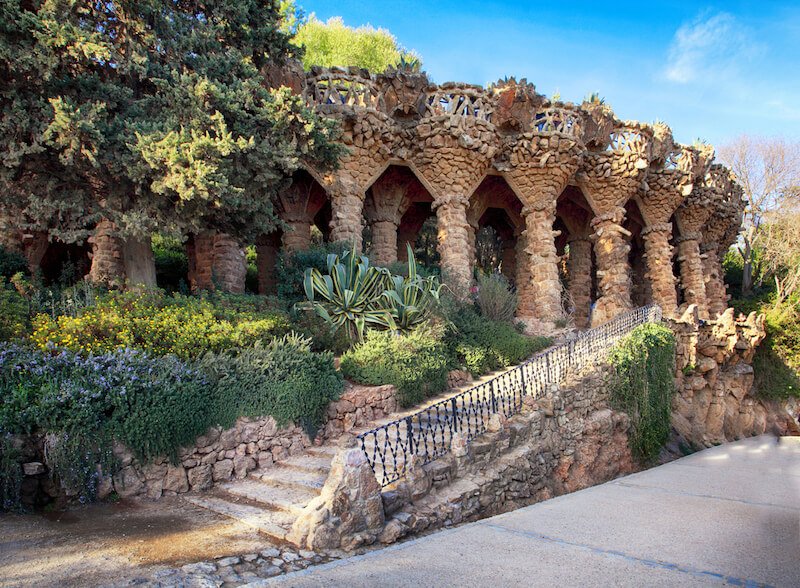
[
  {"left": 519, "top": 202, "right": 562, "bottom": 319},
  {"left": 642, "top": 222, "right": 678, "bottom": 316},
  {"left": 702, "top": 244, "right": 728, "bottom": 318},
  {"left": 676, "top": 232, "right": 708, "bottom": 319},
  {"left": 434, "top": 195, "right": 473, "bottom": 292},
  {"left": 566, "top": 236, "right": 592, "bottom": 328},
  {"left": 88, "top": 219, "right": 125, "bottom": 287},
  {"left": 256, "top": 232, "right": 281, "bottom": 294},
  {"left": 590, "top": 207, "right": 632, "bottom": 326}
]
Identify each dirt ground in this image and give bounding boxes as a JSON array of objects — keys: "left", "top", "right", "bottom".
[{"left": 0, "top": 497, "right": 276, "bottom": 587}]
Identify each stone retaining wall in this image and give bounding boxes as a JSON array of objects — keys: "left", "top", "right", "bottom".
[
  {"left": 668, "top": 306, "right": 799, "bottom": 447},
  {"left": 291, "top": 366, "right": 636, "bottom": 551},
  {"left": 15, "top": 383, "right": 397, "bottom": 505}
]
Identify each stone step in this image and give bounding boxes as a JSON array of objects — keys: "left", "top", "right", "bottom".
[
  {"left": 251, "top": 465, "right": 329, "bottom": 491},
  {"left": 220, "top": 479, "right": 320, "bottom": 515},
  {"left": 278, "top": 454, "right": 334, "bottom": 475},
  {"left": 183, "top": 495, "right": 293, "bottom": 542},
  {"left": 305, "top": 446, "right": 339, "bottom": 460}
]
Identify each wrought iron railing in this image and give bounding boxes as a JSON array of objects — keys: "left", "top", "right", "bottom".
[{"left": 357, "top": 305, "right": 662, "bottom": 486}]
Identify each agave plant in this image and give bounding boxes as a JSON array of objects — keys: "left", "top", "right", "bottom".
[
  {"left": 302, "top": 247, "right": 394, "bottom": 342},
  {"left": 381, "top": 244, "right": 442, "bottom": 332},
  {"left": 301, "top": 245, "right": 441, "bottom": 342}
]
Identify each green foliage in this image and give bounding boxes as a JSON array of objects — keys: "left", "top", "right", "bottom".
[
  {"left": 275, "top": 242, "right": 350, "bottom": 302},
  {"left": 0, "top": 332, "right": 342, "bottom": 508},
  {"left": 294, "top": 15, "right": 421, "bottom": 72},
  {"left": 608, "top": 323, "right": 676, "bottom": 463},
  {"left": 0, "top": 247, "right": 28, "bottom": 279},
  {"left": 475, "top": 272, "right": 518, "bottom": 323},
  {"left": 0, "top": 279, "right": 29, "bottom": 341},
  {"left": 0, "top": 1, "right": 342, "bottom": 246},
  {"left": 197, "top": 333, "right": 343, "bottom": 436},
  {"left": 29, "top": 290, "right": 290, "bottom": 359},
  {"left": 443, "top": 301, "right": 550, "bottom": 376},
  {"left": 380, "top": 246, "right": 442, "bottom": 333},
  {"left": 0, "top": 344, "right": 210, "bottom": 504},
  {"left": 1, "top": 435, "right": 22, "bottom": 511},
  {"left": 302, "top": 245, "right": 441, "bottom": 342},
  {"left": 340, "top": 328, "right": 449, "bottom": 407},
  {"left": 152, "top": 235, "right": 189, "bottom": 292},
  {"left": 303, "top": 247, "right": 395, "bottom": 341}
]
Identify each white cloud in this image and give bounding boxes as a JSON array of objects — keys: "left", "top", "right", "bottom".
[{"left": 664, "top": 13, "right": 760, "bottom": 84}]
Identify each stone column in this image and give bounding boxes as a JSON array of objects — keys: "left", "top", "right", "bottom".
[
  {"left": 397, "top": 228, "right": 416, "bottom": 262},
  {"left": 256, "top": 232, "right": 281, "bottom": 295},
  {"left": 590, "top": 207, "right": 632, "bottom": 326},
  {"left": 519, "top": 202, "right": 562, "bottom": 319},
  {"left": 566, "top": 236, "right": 592, "bottom": 328},
  {"left": 22, "top": 233, "right": 50, "bottom": 275},
  {"left": 370, "top": 219, "right": 399, "bottom": 266},
  {"left": 189, "top": 232, "right": 246, "bottom": 293},
  {"left": 329, "top": 188, "right": 364, "bottom": 251},
  {"left": 122, "top": 236, "right": 157, "bottom": 288},
  {"left": 702, "top": 244, "right": 728, "bottom": 318},
  {"left": 88, "top": 219, "right": 125, "bottom": 287},
  {"left": 435, "top": 195, "right": 473, "bottom": 292},
  {"left": 642, "top": 222, "right": 678, "bottom": 316},
  {"left": 676, "top": 232, "right": 708, "bottom": 319},
  {"left": 282, "top": 215, "right": 313, "bottom": 253},
  {"left": 500, "top": 240, "right": 517, "bottom": 281}
]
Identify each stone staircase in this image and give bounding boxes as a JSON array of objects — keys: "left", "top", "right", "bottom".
[
  {"left": 183, "top": 369, "right": 517, "bottom": 544},
  {"left": 183, "top": 445, "right": 338, "bottom": 543}
]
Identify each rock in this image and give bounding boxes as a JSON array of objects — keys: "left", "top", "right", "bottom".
[
  {"left": 188, "top": 464, "right": 213, "bottom": 490},
  {"left": 217, "top": 556, "right": 241, "bottom": 567},
  {"left": 181, "top": 562, "right": 217, "bottom": 574},
  {"left": 113, "top": 466, "right": 144, "bottom": 498},
  {"left": 212, "top": 459, "right": 234, "bottom": 481},
  {"left": 22, "top": 462, "right": 45, "bottom": 476},
  {"left": 164, "top": 464, "right": 189, "bottom": 493},
  {"left": 259, "top": 548, "right": 280, "bottom": 559},
  {"left": 379, "top": 519, "right": 408, "bottom": 544}
]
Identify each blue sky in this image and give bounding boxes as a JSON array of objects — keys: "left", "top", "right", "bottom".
[{"left": 299, "top": 1, "right": 800, "bottom": 147}]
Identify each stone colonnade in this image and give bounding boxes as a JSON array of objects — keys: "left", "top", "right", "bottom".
[{"left": 48, "top": 68, "right": 745, "bottom": 326}]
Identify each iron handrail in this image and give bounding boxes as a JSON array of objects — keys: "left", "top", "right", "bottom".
[{"left": 357, "top": 305, "right": 662, "bottom": 486}]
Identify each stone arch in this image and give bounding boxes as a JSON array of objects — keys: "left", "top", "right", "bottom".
[
  {"left": 624, "top": 199, "right": 648, "bottom": 307},
  {"left": 556, "top": 185, "right": 596, "bottom": 328},
  {"left": 253, "top": 169, "right": 331, "bottom": 294},
  {"left": 468, "top": 175, "right": 524, "bottom": 285},
  {"left": 362, "top": 164, "right": 433, "bottom": 266}
]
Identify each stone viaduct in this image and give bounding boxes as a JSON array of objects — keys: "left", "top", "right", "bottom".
[{"left": 7, "top": 66, "right": 745, "bottom": 328}]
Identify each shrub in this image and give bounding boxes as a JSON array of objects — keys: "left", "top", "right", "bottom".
[
  {"left": 475, "top": 272, "right": 518, "bottom": 323},
  {"left": 275, "top": 241, "right": 350, "bottom": 302},
  {"left": 289, "top": 308, "right": 352, "bottom": 355},
  {"left": 445, "top": 302, "right": 550, "bottom": 376},
  {"left": 152, "top": 235, "right": 189, "bottom": 291},
  {"left": 29, "top": 290, "right": 291, "bottom": 358},
  {"left": 340, "top": 328, "right": 449, "bottom": 407},
  {"left": 198, "top": 333, "right": 344, "bottom": 435},
  {"left": 0, "top": 279, "right": 29, "bottom": 341},
  {"left": 0, "top": 344, "right": 209, "bottom": 503},
  {"left": 0, "top": 335, "right": 343, "bottom": 508},
  {"left": 0, "top": 246, "right": 28, "bottom": 279},
  {"left": 608, "top": 323, "right": 676, "bottom": 462}
]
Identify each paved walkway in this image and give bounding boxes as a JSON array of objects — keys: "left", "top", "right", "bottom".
[{"left": 260, "top": 436, "right": 800, "bottom": 587}]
